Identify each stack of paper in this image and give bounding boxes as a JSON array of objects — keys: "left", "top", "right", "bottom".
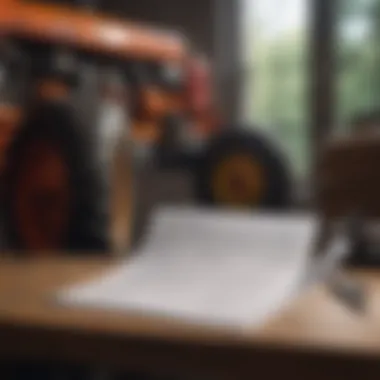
[{"left": 59, "top": 208, "right": 317, "bottom": 328}]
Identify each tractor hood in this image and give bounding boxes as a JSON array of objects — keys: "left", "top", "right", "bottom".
[{"left": 0, "top": 1, "right": 187, "bottom": 62}]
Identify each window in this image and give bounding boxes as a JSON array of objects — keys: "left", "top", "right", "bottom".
[
  {"left": 336, "top": 0, "right": 380, "bottom": 129},
  {"left": 241, "top": 0, "right": 309, "bottom": 176}
]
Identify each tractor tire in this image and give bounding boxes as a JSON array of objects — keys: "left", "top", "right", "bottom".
[
  {"left": 195, "top": 128, "right": 292, "bottom": 210},
  {"left": 2, "top": 101, "right": 132, "bottom": 254}
]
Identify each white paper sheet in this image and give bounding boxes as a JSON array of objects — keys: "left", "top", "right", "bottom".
[{"left": 58, "top": 207, "right": 317, "bottom": 328}]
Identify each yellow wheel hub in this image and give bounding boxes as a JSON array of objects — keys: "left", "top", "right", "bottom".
[{"left": 212, "top": 153, "right": 265, "bottom": 208}]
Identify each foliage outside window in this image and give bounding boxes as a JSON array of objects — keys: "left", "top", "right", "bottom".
[
  {"left": 336, "top": 0, "right": 380, "bottom": 129},
  {"left": 241, "top": 0, "right": 308, "bottom": 176}
]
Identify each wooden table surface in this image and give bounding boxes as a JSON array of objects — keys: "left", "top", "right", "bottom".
[{"left": 1, "top": 257, "right": 380, "bottom": 379}]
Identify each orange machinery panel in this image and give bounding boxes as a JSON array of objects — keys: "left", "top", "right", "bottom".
[{"left": 0, "top": 1, "right": 187, "bottom": 62}]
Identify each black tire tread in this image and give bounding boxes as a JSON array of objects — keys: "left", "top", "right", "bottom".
[{"left": 3, "top": 101, "right": 110, "bottom": 251}]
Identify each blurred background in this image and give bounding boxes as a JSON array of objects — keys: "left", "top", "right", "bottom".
[
  {"left": 73, "top": 0, "right": 380, "bottom": 178},
  {"left": 1, "top": 0, "right": 379, "bottom": 248},
  {"left": 46, "top": 0, "right": 379, "bottom": 184}
]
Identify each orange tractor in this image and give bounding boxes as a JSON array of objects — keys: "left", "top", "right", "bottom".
[{"left": 0, "top": 0, "right": 292, "bottom": 253}]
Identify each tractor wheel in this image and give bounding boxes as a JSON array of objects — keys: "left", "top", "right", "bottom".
[
  {"left": 2, "top": 102, "right": 132, "bottom": 254},
  {"left": 195, "top": 128, "right": 292, "bottom": 210}
]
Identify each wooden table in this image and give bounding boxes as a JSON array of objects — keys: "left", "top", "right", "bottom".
[{"left": 1, "top": 257, "right": 380, "bottom": 379}]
